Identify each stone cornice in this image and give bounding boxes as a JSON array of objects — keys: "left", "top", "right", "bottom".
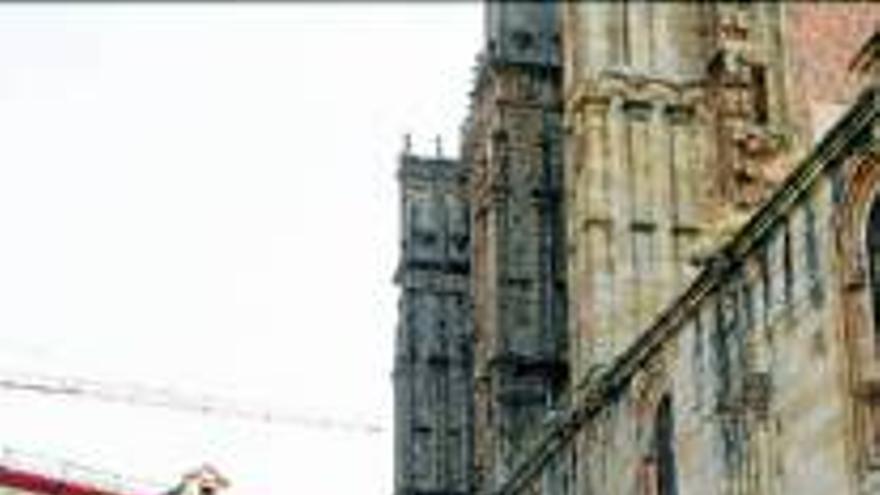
[{"left": 565, "top": 74, "right": 706, "bottom": 126}]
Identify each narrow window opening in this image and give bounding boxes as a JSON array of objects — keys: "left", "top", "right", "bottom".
[
  {"left": 867, "top": 197, "right": 880, "bottom": 350},
  {"left": 743, "top": 280, "right": 755, "bottom": 334},
  {"left": 621, "top": 1, "right": 630, "bottom": 66},
  {"left": 655, "top": 395, "right": 678, "bottom": 495},
  {"left": 751, "top": 64, "right": 769, "bottom": 125},
  {"left": 759, "top": 247, "right": 771, "bottom": 328},
  {"left": 804, "top": 200, "right": 824, "bottom": 304},
  {"left": 871, "top": 402, "right": 880, "bottom": 458},
  {"left": 783, "top": 221, "right": 794, "bottom": 308}
]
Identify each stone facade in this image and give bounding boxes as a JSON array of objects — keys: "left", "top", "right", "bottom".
[
  {"left": 497, "top": 7, "right": 880, "bottom": 495},
  {"left": 394, "top": 146, "right": 473, "bottom": 495},
  {"left": 462, "top": 2, "right": 566, "bottom": 492},
  {"left": 394, "top": 3, "right": 880, "bottom": 495},
  {"left": 500, "top": 83, "right": 879, "bottom": 495}
]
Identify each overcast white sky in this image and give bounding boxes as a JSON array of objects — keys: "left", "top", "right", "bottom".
[{"left": 0, "top": 4, "right": 481, "bottom": 495}]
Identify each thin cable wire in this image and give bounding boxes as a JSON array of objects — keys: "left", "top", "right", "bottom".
[{"left": 0, "top": 368, "right": 384, "bottom": 434}]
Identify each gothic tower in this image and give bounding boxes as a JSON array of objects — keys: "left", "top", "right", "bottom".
[
  {"left": 462, "top": 2, "right": 566, "bottom": 490},
  {"left": 394, "top": 4, "right": 880, "bottom": 495},
  {"left": 561, "top": 2, "right": 800, "bottom": 387},
  {"left": 394, "top": 140, "right": 474, "bottom": 495}
]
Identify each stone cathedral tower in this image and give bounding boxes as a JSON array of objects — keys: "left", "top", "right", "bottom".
[
  {"left": 462, "top": 2, "right": 566, "bottom": 491},
  {"left": 396, "top": 4, "right": 879, "bottom": 495},
  {"left": 562, "top": 2, "right": 799, "bottom": 386},
  {"left": 393, "top": 144, "right": 474, "bottom": 495}
]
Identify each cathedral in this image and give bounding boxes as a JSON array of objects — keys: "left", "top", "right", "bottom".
[{"left": 394, "top": 3, "right": 880, "bottom": 495}]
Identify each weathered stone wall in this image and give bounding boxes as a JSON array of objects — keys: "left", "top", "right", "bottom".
[
  {"left": 670, "top": 182, "right": 845, "bottom": 495},
  {"left": 564, "top": 74, "right": 707, "bottom": 385},
  {"left": 574, "top": 116, "right": 875, "bottom": 495},
  {"left": 560, "top": 1, "right": 877, "bottom": 399},
  {"left": 394, "top": 150, "right": 473, "bottom": 495},
  {"left": 562, "top": 3, "right": 721, "bottom": 388},
  {"left": 498, "top": 86, "right": 879, "bottom": 495}
]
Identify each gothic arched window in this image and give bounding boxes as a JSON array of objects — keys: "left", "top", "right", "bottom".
[{"left": 867, "top": 197, "right": 880, "bottom": 346}]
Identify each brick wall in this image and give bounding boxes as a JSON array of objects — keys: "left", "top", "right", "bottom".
[{"left": 784, "top": 3, "right": 879, "bottom": 140}]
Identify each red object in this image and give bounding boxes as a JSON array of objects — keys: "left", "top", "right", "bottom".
[{"left": 0, "top": 464, "right": 151, "bottom": 495}]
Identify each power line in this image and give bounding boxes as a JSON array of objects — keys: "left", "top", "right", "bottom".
[{"left": 0, "top": 369, "right": 384, "bottom": 435}]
